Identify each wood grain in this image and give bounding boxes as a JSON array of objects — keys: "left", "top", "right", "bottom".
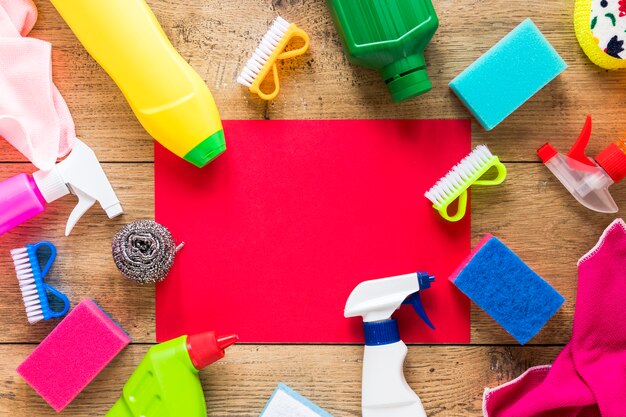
[
  {"left": 0, "top": 0, "right": 620, "bottom": 415},
  {"left": 0, "top": 345, "right": 562, "bottom": 417},
  {"left": 1, "top": 0, "right": 623, "bottom": 163},
  {"left": 0, "top": 163, "right": 621, "bottom": 345}
]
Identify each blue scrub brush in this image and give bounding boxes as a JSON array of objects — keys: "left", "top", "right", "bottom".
[{"left": 11, "top": 241, "right": 70, "bottom": 324}]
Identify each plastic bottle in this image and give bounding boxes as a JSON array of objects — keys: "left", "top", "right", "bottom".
[
  {"left": 326, "top": 0, "right": 439, "bottom": 102},
  {"left": 538, "top": 116, "right": 626, "bottom": 213},
  {"left": 107, "top": 331, "right": 237, "bottom": 417},
  {"left": 0, "top": 139, "right": 122, "bottom": 236},
  {"left": 345, "top": 272, "right": 435, "bottom": 417},
  {"left": 49, "top": 0, "right": 225, "bottom": 168}
]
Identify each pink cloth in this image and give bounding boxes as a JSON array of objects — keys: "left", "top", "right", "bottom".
[
  {"left": 0, "top": 0, "right": 74, "bottom": 171},
  {"left": 483, "top": 219, "right": 626, "bottom": 417}
]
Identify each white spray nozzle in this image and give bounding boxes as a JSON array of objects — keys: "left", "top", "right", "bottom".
[
  {"left": 32, "top": 138, "right": 123, "bottom": 236},
  {"left": 345, "top": 272, "right": 434, "bottom": 325}
]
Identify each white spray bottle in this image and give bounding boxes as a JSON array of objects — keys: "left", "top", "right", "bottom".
[
  {"left": 0, "top": 139, "right": 123, "bottom": 236},
  {"left": 345, "top": 271, "right": 435, "bottom": 417}
]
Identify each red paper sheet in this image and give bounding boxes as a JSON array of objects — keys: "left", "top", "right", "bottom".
[{"left": 155, "top": 120, "right": 471, "bottom": 343}]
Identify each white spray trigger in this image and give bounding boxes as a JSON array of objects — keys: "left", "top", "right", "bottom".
[
  {"left": 65, "top": 187, "right": 96, "bottom": 236},
  {"left": 345, "top": 272, "right": 434, "bottom": 324},
  {"left": 33, "top": 138, "right": 123, "bottom": 236}
]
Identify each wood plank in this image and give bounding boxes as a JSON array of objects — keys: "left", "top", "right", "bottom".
[
  {"left": 0, "top": 163, "right": 155, "bottom": 344},
  {"left": 0, "top": 1, "right": 621, "bottom": 163},
  {"left": 0, "top": 344, "right": 562, "bottom": 417},
  {"left": 0, "top": 163, "right": 621, "bottom": 344},
  {"left": 1, "top": 1, "right": 620, "bottom": 416}
]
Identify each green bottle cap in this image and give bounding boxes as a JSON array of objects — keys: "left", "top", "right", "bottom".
[
  {"left": 386, "top": 69, "right": 432, "bottom": 102},
  {"left": 183, "top": 129, "right": 226, "bottom": 168}
]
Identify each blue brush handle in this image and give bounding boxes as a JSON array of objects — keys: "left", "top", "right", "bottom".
[
  {"left": 43, "top": 284, "right": 70, "bottom": 318},
  {"left": 31, "top": 241, "right": 57, "bottom": 277},
  {"left": 27, "top": 241, "right": 69, "bottom": 321}
]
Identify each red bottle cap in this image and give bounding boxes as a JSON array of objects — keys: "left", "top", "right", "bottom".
[
  {"left": 186, "top": 331, "right": 238, "bottom": 370},
  {"left": 596, "top": 143, "right": 626, "bottom": 183},
  {"left": 537, "top": 143, "right": 558, "bottom": 163}
]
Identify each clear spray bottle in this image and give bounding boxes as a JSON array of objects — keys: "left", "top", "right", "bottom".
[{"left": 538, "top": 116, "right": 626, "bottom": 213}]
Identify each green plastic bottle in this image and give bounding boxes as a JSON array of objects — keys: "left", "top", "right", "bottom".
[
  {"left": 326, "top": 0, "right": 439, "bottom": 102},
  {"left": 106, "top": 332, "right": 237, "bottom": 417}
]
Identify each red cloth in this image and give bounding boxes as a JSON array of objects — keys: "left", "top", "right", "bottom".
[{"left": 483, "top": 219, "right": 626, "bottom": 417}]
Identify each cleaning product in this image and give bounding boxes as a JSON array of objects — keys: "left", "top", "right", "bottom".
[
  {"left": 49, "top": 0, "right": 225, "bottom": 168},
  {"left": 424, "top": 145, "right": 507, "bottom": 222},
  {"left": 260, "top": 384, "right": 335, "bottom": 417},
  {"left": 574, "top": 0, "right": 626, "bottom": 69},
  {"left": 449, "top": 234, "right": 564, "bottom": 345},
  {"left": 326, "top": 0, "right": 439, "bottom": 102},
  {"left": 237, "top": 16, "right": 310, "bottom": 101},
  {"left": 345, "top": 271, "right": 435, "bottom": 417},
  {"left": 483, "top": 219, "right": 626, "bottom": 417},
  {"left": 537, "top": 115, "right": 626, "bottom": 213},
  {"left": 0, "top": 0, "right": 75, "bottom": 172},
  {"left": 17, "top": 298, "right": 131, "bottom": 412},
  {"left": 112, "top": 220, "right": 184, "bottom": 284},
  {"left": 449, "top": 19, "right": 567, "bottom": 131},
  {"left": 0, "top": 138, "right": 122, "bottom": 236},
  {"left": 107, "top": 331, "right": 237, "bottom": 417},
  {"left": 11, "top": 241, "right": 70, "bottom": 324}
]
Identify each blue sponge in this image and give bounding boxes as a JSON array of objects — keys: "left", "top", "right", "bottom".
[
  {"left": 449, "top": 19, "right": 567, "bottom": 131},
  {"left": 449, "top": 234, "right": 564, "bottom": 344}
]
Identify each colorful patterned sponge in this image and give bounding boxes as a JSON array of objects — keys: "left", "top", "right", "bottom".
[
  {"left": 17, "top": 299, "right": 130, "bottom": 411},
  {"left": 449, "top": 235, "right": 565, "bottom": 345},
  {"left": 449, "top": 19, "right": 567, "bottom": 131},
  {"left": 575, "top": 0, "right": 626, "bottom": 69}
]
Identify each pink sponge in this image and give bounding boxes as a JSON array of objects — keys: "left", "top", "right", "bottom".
[{"left": 17, "top": 298, "right": 130, "bottom": 412}]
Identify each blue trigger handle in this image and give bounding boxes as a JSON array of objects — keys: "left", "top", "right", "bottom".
[{"left": 402, "top": 271, "right": 435, "bottom": 330}]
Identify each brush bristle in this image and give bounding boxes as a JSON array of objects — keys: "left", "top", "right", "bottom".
[
  {"left": 425, "top": 145, "right": 495, "bottom": 206},
  {"left": 11, "top": 247, "right": 44, "bottom": 324},
  {"left": 237, "top": 16, "right": 291, "bottom": 87}
]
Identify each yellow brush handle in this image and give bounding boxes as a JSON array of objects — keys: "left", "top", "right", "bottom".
[
  {"left": 436, "top": 160, "right": 507, "bottom": 222},
  {"left": 251, "top": 25, "right": 310, "bottom": 100},
  {"left": 256, "top": 64, "right": 281, "bottom": 101},
  {"left": 49, "top": 0, "right": 224, "bottom": 165},
  {"left": 438, "top": 191, "right": 468, "bottom": 223},
  {"left": 473, "top": 161, "right": 508, "bottom": 186}
]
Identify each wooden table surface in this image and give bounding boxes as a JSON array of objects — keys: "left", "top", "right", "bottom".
[{"left": 1, "top": 0, "right": 624, "bottom": 416}]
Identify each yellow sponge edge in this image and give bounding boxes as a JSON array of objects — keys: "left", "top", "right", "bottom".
[{"left": 575, "top": 0, "right": 626, "bottom": 69}]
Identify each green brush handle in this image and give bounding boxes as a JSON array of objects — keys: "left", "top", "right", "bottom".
[{"left": 436, "top": 159, "right": 507, "bottom": 222}]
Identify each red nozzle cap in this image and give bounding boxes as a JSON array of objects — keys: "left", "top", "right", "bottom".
[
  {"left": 186, "top": 331, "right": 238, "bottom": 370},
  {"left": 537, "top": 143, "right": 558, "bottom": 163},
  {"left": 596, "top": 143, "right": 626, "bottom": 183}
]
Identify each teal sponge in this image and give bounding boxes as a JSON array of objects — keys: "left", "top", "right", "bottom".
[
  {"left": 449, "top": 234, "right": 564, "bottom": 345},
  {"left": 449, "top": 19, "right": 567, "bottom": 131}
]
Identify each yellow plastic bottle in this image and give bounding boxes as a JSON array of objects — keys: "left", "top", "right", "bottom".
[{"left": 49, "top": 0, "right": 225, "bottom": 167}]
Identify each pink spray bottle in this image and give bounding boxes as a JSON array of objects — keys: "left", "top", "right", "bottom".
[{"left": 0, "top": 139, "right": 123, "bottom": 236}]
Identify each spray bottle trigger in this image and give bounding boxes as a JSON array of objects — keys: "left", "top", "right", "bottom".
[
  {"left": 404, "top": 292, "right": 435, "bottom": 330},
  {"left": 567, "top": 115, "right": 596, "bottom": 167},
  {"left": 65, "top": 187, "right": 96, "bottom": 236}
]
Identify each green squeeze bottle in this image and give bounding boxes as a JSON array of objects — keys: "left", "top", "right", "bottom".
[
  {"left": 106, "top": 332, "right": 237, "bottom": 417},
  {"left": 326, "top": 0, "right": 439, "bottom": 102}
]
